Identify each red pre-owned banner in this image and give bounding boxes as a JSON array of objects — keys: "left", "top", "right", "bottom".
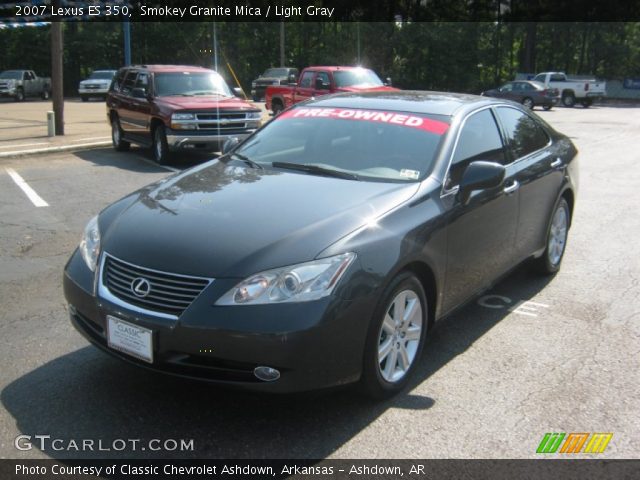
[{"left": 278, "top": 107, "right": 450, "bottom": 135}]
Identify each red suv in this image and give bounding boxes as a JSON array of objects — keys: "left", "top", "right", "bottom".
[{"left": 107, "top": 65, "right": 262, "bottom": 164}]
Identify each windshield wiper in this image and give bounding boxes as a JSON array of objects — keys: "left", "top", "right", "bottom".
[
  {"left": 272, "top": 162, "right": 359, "bottom": 181},
  {"left": 229, "top": 152, "right": 263, "bottom": 170}
]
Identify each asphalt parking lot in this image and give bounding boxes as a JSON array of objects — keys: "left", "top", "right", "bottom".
[{"left": 0, "top": 105, "right": 638, "bottom": 460}]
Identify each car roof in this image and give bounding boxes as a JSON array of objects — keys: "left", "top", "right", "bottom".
[
  {"left": 304, "top": 90, "right": 498, "bottom": 116},
  {"left": 303, "top": 66, "right": 373, "bottom": 72},
  {"left": 125, "top": 65, "right": 216, "bottom": 73}
]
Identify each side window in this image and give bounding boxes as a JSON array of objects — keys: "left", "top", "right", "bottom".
[
  {"left": 316, "top": 71, "right": 330, "bottom": 89},
  {"left": 447, "top": 109, "right": 505, "bottom": 189},
  {"left": 121, "top": 71, "right": 138, "bottom": 95},
  {"left": 112, "top": 70, "right": 127, "bottom": 92},
  {"left": 550, "top": 74, "right": 565, "bottom": 82},
  {"left": 299, "top": 71, "right": 314, "bottom": 88},
  {"left": 532, "top": 74, "right": 545, "bottom": 83},
  {"left": 501, "top": 83, "right": 513, "bottom": 92},
  {"left": 135, "top": 72, "right": 149, "bottom": 92},
  {"left": 495, "top": 107, "right": 550, "bottom": 160}
]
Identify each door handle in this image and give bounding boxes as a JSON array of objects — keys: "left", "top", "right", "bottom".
[
  {"left": 550, "top": 158, "right": 563, "bottom": 168},
  {"left": 503, "top": 180, "right": 520, "bottom": 194}
]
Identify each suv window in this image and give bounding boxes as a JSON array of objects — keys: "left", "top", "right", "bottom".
[
  {"left": 121, "top": 71, "right": 138, "bottom": 95},
  {"left": 112, "top": 70, "right": 126, "bottom": 92},
  {"left": 299, "top": 71, "right": 314, "bottom": 88},
  {"left": 447, "top": 109, "right": 505, "bottom": 189},
  {"left": 495, "top": 107, "right": 550, "bottom": 160},
  {"left": 135, "top": 72, "right": 149, "bottom": 92}
]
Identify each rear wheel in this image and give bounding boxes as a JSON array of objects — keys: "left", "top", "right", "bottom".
[
  {"left": 532, "top": 197, "right": 570, "bottom": 275},
  {"left": 152, "top": 125, "right": 171, "bottom": 165},
  {"left": 562, "top": 93, "right": 575, "bottom": 107},
  {"left": 111, "top": 116, "right": 130, "bottom": 152},
  {"left": 522, "top": 97, "right": 534, "bottom": 109},
  {"left": 360, "top": 272, "right": 428, "bottom": 399}
]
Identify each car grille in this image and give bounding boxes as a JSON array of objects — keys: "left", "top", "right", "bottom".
[
  {"left": 194, "top": 111, "right": 253, "bottom": 131},
  {"left": 85, "top": 84, "right": 101, "bottom": 89},
  {"left": 101, "top": 254, "right": 211, "bottom": 317}
]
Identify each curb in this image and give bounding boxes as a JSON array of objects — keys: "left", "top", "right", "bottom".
[{"left": 0, "top": 141, "right": 111, "bottom": 159}]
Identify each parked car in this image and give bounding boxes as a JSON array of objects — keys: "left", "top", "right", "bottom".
[
  {"left": 251, "top": 67, "right": 298, "bottom": 101},
  {"left": 79, "top": 69, "right": 117, "bottom": 101},
  {"left": 0, "top": 70, "right": 51, "bottom": 101},
  {"left": 265, "top": 66, "right": 396, "bottom": 115},
  {"left": 532, "top": 72, "right": 606, "bottom": 107},
  {"left": 106, "top": 65, "right": 262, "bottom": 164},
  {"left": 64, "top": 91, "right": 577, "bottom": 398},
  {"left": 482, "top": 80, "right": 560, "bottom": 110}
]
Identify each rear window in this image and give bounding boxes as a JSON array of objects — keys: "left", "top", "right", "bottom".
[{"left": 235, "top": 107, "right": 450, "bottom": 182}]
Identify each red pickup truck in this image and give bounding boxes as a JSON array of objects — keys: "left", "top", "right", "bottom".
[{"left": 265, "top": 66, "right": 396, "bottom": 115}]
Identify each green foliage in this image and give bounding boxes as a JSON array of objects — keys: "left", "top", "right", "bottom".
[{"left": 0, "top": 22, "right": 638, "bottom": 96}]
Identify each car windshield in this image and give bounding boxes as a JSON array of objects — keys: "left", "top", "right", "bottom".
[
  {"left": 234, "top": 106, "right": 449, "bottom": 182},
  {"left": 0, "top": 71, "right": 23, "bottom": 79},
  {"left": 154, "top": 72, "right": 233, "bottom": 97},
  {"left": 89, "top": 71, "right": 115, "bottom": 80},
  {"left": 334, "top": 69, "right": 384, "bottom": 88},
  {"left": 263, "top": 68, "right": 289, "bottom": 77}
]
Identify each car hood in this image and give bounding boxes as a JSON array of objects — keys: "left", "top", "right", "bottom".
[
  {"left": 336, "top": 86, "right": 398, "bottom": 93},
  {"left": 101, "top": 161, "right": 419, "bottom": 278},
  {"left": 154, "top": 96, "right": 257, "bottom": 111}
]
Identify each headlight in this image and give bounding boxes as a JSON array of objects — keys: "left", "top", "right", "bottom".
[
  {"left": 172, "top": 113, "right": 195, "bottom": 121},
  {"left": 247, "top": 111, "right": 261, "bottom": 119},
  {"left": 216, "top": 253, "right": 356, "bottom": 305},
  {"left": 251, "top": 81, "right": 257, "bottom": 87},
  {"left": 79, "top": 215, "right": 100, "bottom": 272}
]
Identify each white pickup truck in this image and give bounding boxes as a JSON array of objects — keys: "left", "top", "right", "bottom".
[{"left": 532, "top": 72, "right": 605, "bottom": 108}]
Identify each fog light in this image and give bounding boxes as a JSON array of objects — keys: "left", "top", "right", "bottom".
[{"left": 254, "top": 366, "right": 280, "bottom": 382}]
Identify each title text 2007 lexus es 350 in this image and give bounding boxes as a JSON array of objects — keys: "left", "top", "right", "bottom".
[{"left": 64, "top": 91, "right": 578, "bottom": 398}]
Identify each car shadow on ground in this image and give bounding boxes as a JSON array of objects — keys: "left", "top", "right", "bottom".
[
  {"left": 73, "top": 147, "right": 210, "bottom": 174},
  {"left": 1, "top": 265, "right": 553, "bottom": 459}
]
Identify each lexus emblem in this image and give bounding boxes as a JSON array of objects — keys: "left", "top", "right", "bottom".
[{"left": 131, "top": 277, "right": 151, "bottom": 298}]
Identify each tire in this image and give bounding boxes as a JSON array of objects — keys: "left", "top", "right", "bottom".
[
  {"left": 111, "top": 116, "right": 130, "bottom": 152},
  {"left": 14, "top": 88, "right": 24, "bottom": 102},
  {"left": 562, "top": 93, "right": 575, "bottom": 107},
  {"left": 522, "top": 97, "right": 534, "bottom": 109},
  {"left": 271, "top": 101, "right": 284, "bottom": 116},
  {"left": 360, "top": 272, "right": 429, "bottom": 399},
  {"left": 81, "top": 95, "right": 88, "bottom": 102},
  {"left": 41, "top": 90, "right": 50, "bottom": 100},
  {"left": 532, "top": 197, "right": 570, "bottom": 275},
  {"left": 152, "top": 125, "right": 171, "bottom": 165},
  {"left": 542, "top": 105, "right": 552, "bottom": 111},
  {"left": 581, "top": 99, "right": 593, "bottom": 108}
]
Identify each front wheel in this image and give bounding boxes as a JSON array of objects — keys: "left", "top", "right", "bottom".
[
  {"left": 360, "top": 272, "right": 428, "bottom": 399},
  {"left": 542, "top": 104, "right": 553, "bottom": 111},
  {"left": 41, "top": 90, "right": 50, "bottom": 100},
  {"left": 14, "top": 88, "right": 24, "bottom": 102},
  {"left": 152, "top": 125, "right": 172, "bottom": 165},
  {"left": 532, "top": 197, "right": 570, "bottom": 275}
]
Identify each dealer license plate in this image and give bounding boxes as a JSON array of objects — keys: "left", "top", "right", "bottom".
[{"left": 107, "top": 315, "right": 153, "bottom": 363}]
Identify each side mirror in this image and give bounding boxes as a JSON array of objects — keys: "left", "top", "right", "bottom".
[
  {"left": 458, "top": 161, "right": 506, "bottom": 205},
  {"left": 288, "top": 74, "right": 297, "bottom": 84},
  {"left": 131, "top": 88, "right": 147, "bottom": 99},
  {"left": 384, "top": 77, "right": 393, "bottom": 86},
  {"left": 222, "top": 137, "right": 240, "bottom": 154},
  {"left": 233, "top": 87, "right": 243, "bottom": 98}
]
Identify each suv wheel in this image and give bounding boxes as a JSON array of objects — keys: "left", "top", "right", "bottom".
[
  {"left": 153, "top": 125, "right": 171, "bottom": 165},
  {"left": 111, "top": 116, "right": 130, "bottom": 151}
]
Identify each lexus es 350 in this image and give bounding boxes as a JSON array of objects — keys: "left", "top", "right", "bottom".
[{"left": 64, "top": 91, "right": 578, "bottom": 398}]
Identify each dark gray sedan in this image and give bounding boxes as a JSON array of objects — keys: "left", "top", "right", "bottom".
[
  {"left": 482, "top": 80, "right": 560, "bottom": 110},
  {"left": 64, "top": 91, "right": 578, "bottom": 398}
]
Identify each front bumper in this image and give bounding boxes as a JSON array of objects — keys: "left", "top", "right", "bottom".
[
  {"left": 79, "top": 87, "right": 109, "bottom": 95},
  {"left": 63, "top": 249, "right": 371, "bottom": 393},
  {"left": 0, "top": 88, "right": 16, "bottom": 97},
  {"left": 165, "top": 130, "right": 256, "bottom": 152}
]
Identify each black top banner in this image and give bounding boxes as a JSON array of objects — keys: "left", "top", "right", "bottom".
[{"left": 1, "top": 0, "right": 640, "bottom": 22}]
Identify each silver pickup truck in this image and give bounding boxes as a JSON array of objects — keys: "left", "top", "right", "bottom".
[{"left": 0, "top": 70, "right": 52, "bottom": 101}]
